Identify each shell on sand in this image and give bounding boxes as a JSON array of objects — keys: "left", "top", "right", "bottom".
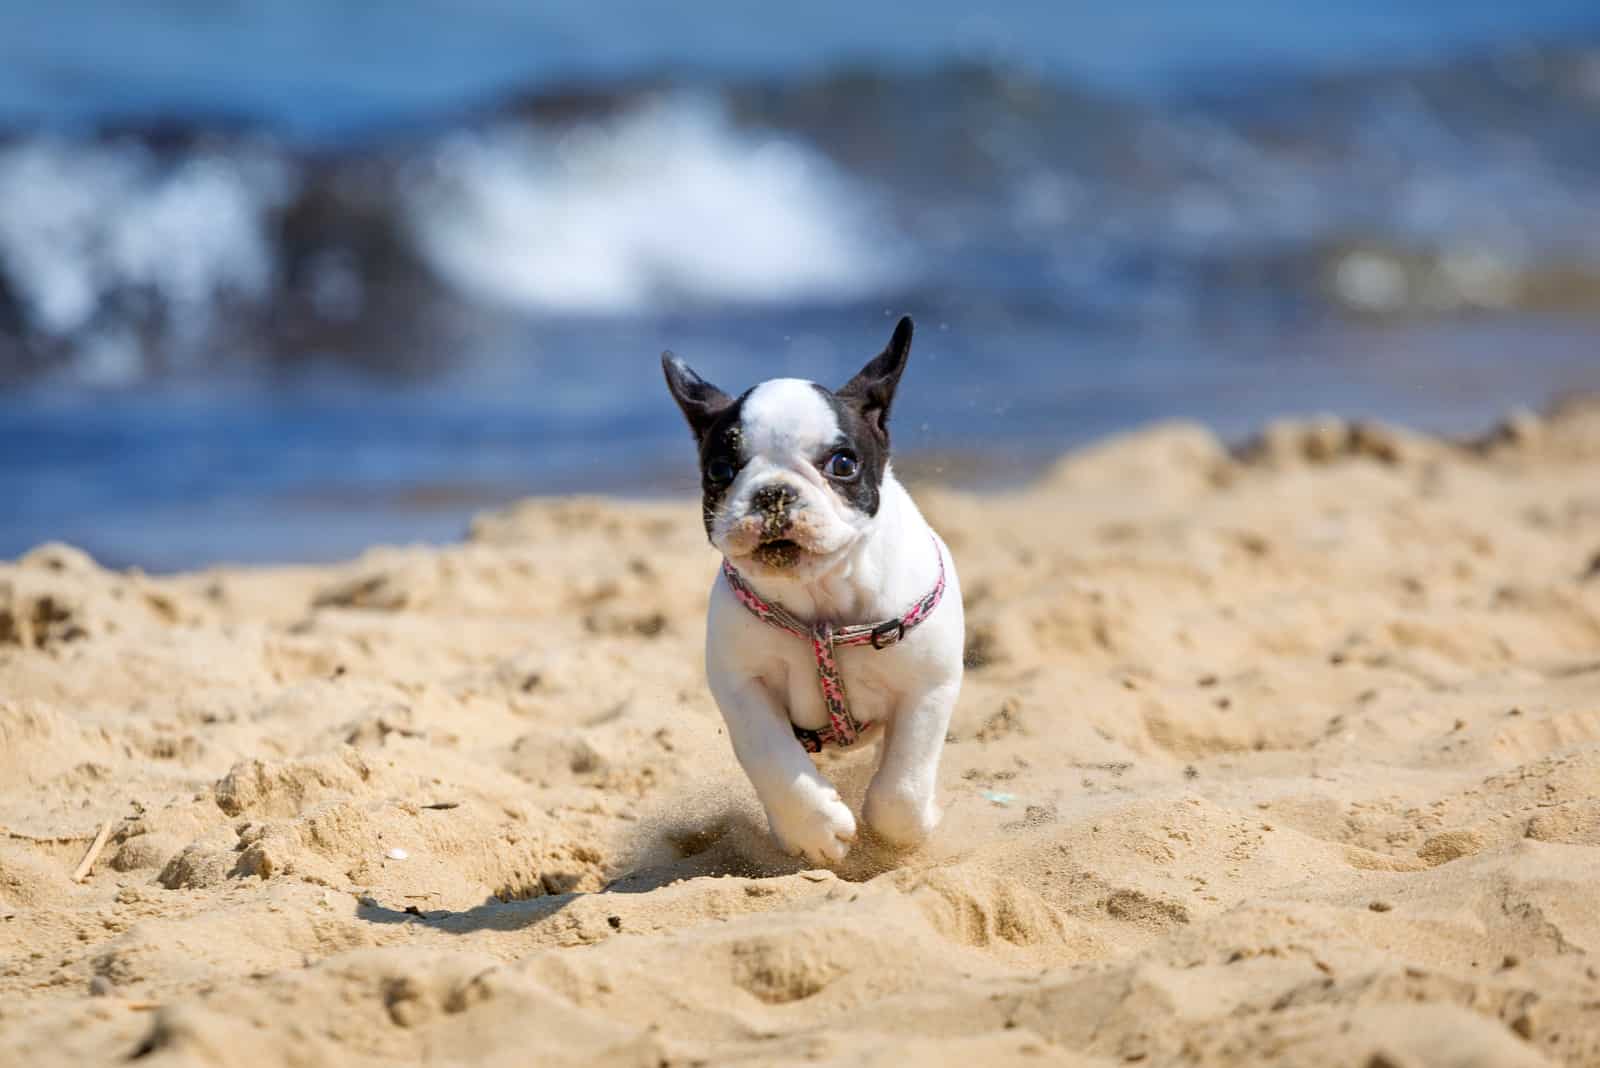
[{"left": 2, "top": 403, "right": 1600, "bottom": 1066}]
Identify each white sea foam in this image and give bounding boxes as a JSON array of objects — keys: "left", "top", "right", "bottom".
[
  {"left": 402, "top": 95, "right": 902, "bottom": 314},
  {"left": 0, "top": 140, "right": 289, "bottom": 353}
]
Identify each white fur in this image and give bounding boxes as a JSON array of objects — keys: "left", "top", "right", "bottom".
[
  {"left": 740, "top": 378, "right": 840, "bottom": 454},
  {"left": 702, "top": 382, "right": 964, "bottom": 865}
]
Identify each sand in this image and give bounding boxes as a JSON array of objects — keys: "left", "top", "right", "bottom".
[{"left": 2, "top": 400, "right": 1599, "bottom": 1067}]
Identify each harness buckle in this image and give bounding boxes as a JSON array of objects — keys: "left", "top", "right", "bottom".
[{"left": 870, "top": 620, "right": 905, "bottom": 649}]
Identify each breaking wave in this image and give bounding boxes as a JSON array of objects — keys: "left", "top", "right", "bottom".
[
  {"left": 406, "top": 97, "right": 899, "bottom": 313},
  {"left": 0, "top": 94, "right": 900, "bottom": 384},
  {"left": 3, "top": 45, "right": 1600, "bottom": 384},
  {"left": 0, "top": 138, "right": 292, "bottom": 382}
]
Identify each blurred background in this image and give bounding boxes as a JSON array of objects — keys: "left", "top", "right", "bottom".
[{"left": 4, "top": 1, "right": 1600, "bottom": 569}]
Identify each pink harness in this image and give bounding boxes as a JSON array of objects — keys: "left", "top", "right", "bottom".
[{"left": 721, "top": 540, "right": 947, "bottom": 752}]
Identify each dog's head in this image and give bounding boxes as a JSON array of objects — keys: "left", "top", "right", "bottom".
[{"left": 662, "top": 317, "right": 914, "bottom": 579}]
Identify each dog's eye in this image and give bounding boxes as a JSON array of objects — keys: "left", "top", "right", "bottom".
[
  {"left": 822, "top": 450, "right": 860, "bottom": 480},
  {"left": 706, "top": 458, "right": 737, "bottom": 485}
]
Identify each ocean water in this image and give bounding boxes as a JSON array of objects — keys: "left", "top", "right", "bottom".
[{"left": 3, "top": 2, "right": 1600, "bottom": 568}]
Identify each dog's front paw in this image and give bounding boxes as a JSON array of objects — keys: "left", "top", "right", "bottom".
[
  {"left": 766, "top": 789, "right": 857, "bottom": 866},
  {"left": 863, "top": 784, "right": 941, "bottom": 848}
]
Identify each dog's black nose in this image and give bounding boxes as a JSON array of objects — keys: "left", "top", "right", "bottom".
[
  {"left": 752, "top": 484, "right": 799, "bottom": 513},
  {"left": 751, "top": 484, "right": 800, "bottom": 538}
]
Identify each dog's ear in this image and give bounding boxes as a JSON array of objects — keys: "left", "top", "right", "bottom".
[
  {"left": 661, "top": 352, "right": 733, "bottom": 441},
  {"left": 838, "top": 315, "right": 912, "bottom": 441}
]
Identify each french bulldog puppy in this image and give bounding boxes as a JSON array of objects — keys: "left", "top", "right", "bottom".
[{"left": 662, "top": 317, "right": 963, "bottom": 865}]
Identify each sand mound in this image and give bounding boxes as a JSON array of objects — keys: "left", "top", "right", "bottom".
[{"left": 2, "top": 402, "right": 1599, "bottom": 1066}]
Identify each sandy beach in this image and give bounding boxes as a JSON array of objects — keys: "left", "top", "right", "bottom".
[{"left": 2, "top": 401, "right": 1598, "bottom": 1067}]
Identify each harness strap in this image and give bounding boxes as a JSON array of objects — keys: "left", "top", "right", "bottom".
[{"left": 721, "top": 537, "right": 947, "bottom": 752}]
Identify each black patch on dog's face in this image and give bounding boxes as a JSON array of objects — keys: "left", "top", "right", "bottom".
[
  {"left": 821, "top": 315, "right": 914, "bottom": 517},
  {"left": 692, "top": 392, "right": 750, "bottom": 537},
  {"left": 662, "top": 352, "right": 745, "bottom": 536},
  {"left": 810, "top": 385, "right": 887, "bottom": 516}
]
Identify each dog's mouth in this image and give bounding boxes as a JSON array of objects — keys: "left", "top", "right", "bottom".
[{"left": 751, "top": 537, "right": 805, "bottom": 569}]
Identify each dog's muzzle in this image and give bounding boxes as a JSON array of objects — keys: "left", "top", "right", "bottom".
[{"left": 746, "top": 483, "right": 807, "bottom": 567}]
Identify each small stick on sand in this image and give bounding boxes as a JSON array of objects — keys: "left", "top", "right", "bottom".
[{"left": 72, "top": 819, "right": 115, "bottom": 883}]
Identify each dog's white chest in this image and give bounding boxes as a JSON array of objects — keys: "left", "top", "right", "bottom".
[{"left": 769, "top": 638, "right": 901, "bottom": 733}]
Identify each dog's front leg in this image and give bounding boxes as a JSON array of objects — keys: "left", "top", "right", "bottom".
[
  {"left": 712, "top": 676, "right": 857, "bottom": 865},
  {"left": 864, "top": 682, "right": 958, "bottom": 847}
]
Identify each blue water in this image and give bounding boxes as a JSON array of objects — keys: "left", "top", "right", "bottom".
[
  {"left": 5, "top": 1, "right": 1599, "bottom": 137},
  {"left": 4, "top": 3, "right": 1600, "bottom": 568},
  {"left": 7, "top": 315, "right": 1596, "bottom": 570}
]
